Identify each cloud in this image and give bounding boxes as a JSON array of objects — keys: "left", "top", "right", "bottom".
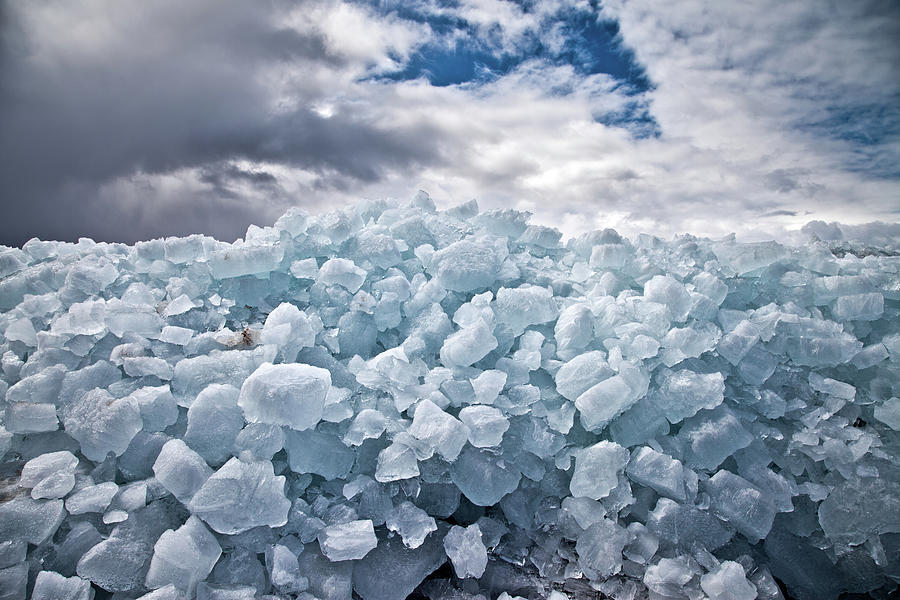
[{"left": 0, "top": 0, "right": 897, "bottom": 246}]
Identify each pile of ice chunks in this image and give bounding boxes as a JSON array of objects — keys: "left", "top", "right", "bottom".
[{"left": 0, "top": 191, "right": 898, "bottom": 600}]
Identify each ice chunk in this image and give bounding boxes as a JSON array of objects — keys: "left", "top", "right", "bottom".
[
  {"left": 471, "top": 369, "right": 507, "bottom": 404},
  {"left": 439, "top": 319, "right": 498, "bottom": 368},
  {"left": 874, "top": 397, "right": 900, "bottom": 430},
  {"left": 459, "top": 405, "right": 509, "bottom": 447},
  {"left": 4, "top": 402, "right": 59, "bottom": 433},
  {"left": 344, "top": 409, "right": 387, "bottom": 446},
  {"left": 352, "top": 530, "right": 446, "bottom": 600},
  {"left": 20, "top": 450, "right": 78, "bottom": 499},
  {"left": 123, "top": 356, "right": 174, "bottom": 380},
  {"left": 66, "top": 481, "right": 119, "bottom": 515},
  {"left": 450, "top": 446, "right": 521, "bottom": 506},
  {"left": 647, "top": 498, "right": 733, "bottom": 552},
  {"left": 125, "top": 386, "right": 176, "bottom": 432},
  {"left": 576, "top": 518, "right": 628, "bottom": 580},
  {"left": 260, "top": 302, "right": 316, "bottom": 361},
  {"left": 554, "top": 351, "right": 614, "bottom": 401},
  {"left": 832, "top": 292, "right": 883, "bottom": 321},
  {"left": 160, "top": 325, "right": 194, "bottom": 346},
  {"left": 0, "top": 563, "right": 28, "bottom": 600},
  {"left": 443, "top": 524, "right": 487, "bottom": 578},
  {"left": 207, "top": 242, "right": 284, "bottom": 278},
  {"left": 554, "top": 304, "right": 594, "bottom": 357},
  {"left": 172, "top": 347, "right": 273, "bottom": 406},
  {"left": 494, "top": 284, "right": 558, "bottom": 335},
  {"left": 184, "top": 384, "right": 244, "bottom": 466},
  {"left": 570, "top": 441, "right": 629, "bottom": 500},
  {"left": 238, "top": 362, "right": 330, "bottom": 431},
  {"left": 284, "top": 428, "right": 356, "bottom": 480},
  {"left": 575, "top": 374, "right": 637, "bottom": 431},
  {"left": 319, "top": 258, "right": 367, "bottom": 293},
  {"left": 375, "top": 440, "right": 420, "bottom": 482},
  {"left": 626, "top": 446, "right": 697, "bottom": 503},
  {"left": 189, "top": 458, "right": 290, "bottom": 534},
  {"left": 643, "top": 275, "right": 691, "bottom": 322},
  {"left": 408, "top": 399, "right": 469, "bottom": 461},
  {"left": 700, "top": 561, "right": 758, "bottom": 600},
  {"left": 268, "top": 544, "right": 305, "bottom": 593},
  {"left": 61, "top": 388, "right": 143, "bottom": 462},
  {"left": 817, "top": 477, "right": 900, "bottom": 546},
  {"left": 77, "top": 501, "right": 184, "bottom": 593},
  {"left": 153, "top": 439, "right": 214, "bottom": 504},
  {"left": 318, "top": 520, "right": 378, "bottom": 561},
  {"left": 427, "top": 237, "right": 507, "bottom": 292},
  {"left": 705, "top": 470, "right": 776, "bottom": 542},
  {"left": 385, "top": 501, "right": 437, "bottom": 549},
  {"left": 651, "top": 368, "right": 724, "bottom": 424},
  {"left": 233, "top": 423, "right": 283, "bottom": 460},
  {"left": 31, "top": 571, "right": 94, "bottom": 600},
  {"left": 0, "top": 496, "right": 65, "bottom": 545},
  {"left": 679, "top": 406, "right": 753, "bottom": 470},
  {"left": 145, "top": 516, "right": 221, "bottom": 595}
]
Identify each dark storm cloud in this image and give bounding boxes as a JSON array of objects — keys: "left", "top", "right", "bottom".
[{"left": 0, "top": 0, "right": 437, "bottom": 245}]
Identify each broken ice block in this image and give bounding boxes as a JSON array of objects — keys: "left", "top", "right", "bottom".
[
  {"left": 189, "top": 458, "right": 291, "bottom": 534},
  {"left": 238, "top": 362, "right": 330, "bottom": 431},
  {"left": 318, "top": 520, "right": 378, "bottom": 561},
  {"left": 705, "top": 470, "right": 776, "bottom": 542},
  {"left": 145, "top": 516, "right": 221, "bottom": 594},
  {"left": 443, "top": 524, "right": 487, "bottom": 578},
  {"left": 570, "top": 441, "right": 629, "bottom": 500}
]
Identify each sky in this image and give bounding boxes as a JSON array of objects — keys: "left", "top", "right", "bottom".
[{"left": 1, "top": 0, "right": 898, "bottom": 246}]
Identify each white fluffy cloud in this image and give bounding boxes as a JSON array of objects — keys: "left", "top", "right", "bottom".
[{"left": 1, "top": 0, "right": 897, "bottom": 244}]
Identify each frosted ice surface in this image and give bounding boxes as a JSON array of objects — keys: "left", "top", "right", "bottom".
[
  {"left": 66, "top": 481, "right": 119, "bottom": 514},
  {"left": 678, "top": 406, "right": 753, "bottom": 470},
  {"left": 31, "top": 571, "right": 94, "bottom": 600},
  {"left": 61, "top": 388, "right": 143, "bottom": 462},
  {"left": 576, "top": 518, "right": 628, "bottom": 580},
  {"left": 443, "top": 524, "right": 487, "bottom": 578},
  {"left": 458, "top": 405, "right": 509, "bottom": 447},
  {"left": 700, "top": 561, "right": 757, "bottom": 600},
  {"left": 439, "top": 318, "right": 498, "bottom": 367},
  {"left": 651, "top": 368, "right": 724, "bottom": 424},
  {"left": 233, "top": 422, "right": 283, "bottom": 460},
  {"left": 705, "top": 470, "right": 776, "bottom": 542},
  {"left": 318, "top": 258, "right": 366, "bottom": 293},
  {"left": 375, "top": 439, "right": 419, "bottom": 482},
  {"left": 554, "top": 351, "right": 614, "bottom": 401},
  {"left": 352, "top": 531, "right": 446, "bottom": 600},
  {"left": 408, "top": 399, "right": 468, "bottom": 461},
  {"left": 874, "top": 396, "right": 900, "bottom": 430},
  {"left": 20, "top": 450, "right": 78, "bottom": 499},
  {"left": 152, "top": 439, "right": 213, "bottom": 504},
  {"left": 184, "top": 384, "right": 243, "bottom": 466},
  {"left": 284, "top": 428, "right": 355, "bottom": 479},
  {"left": 385, "top": 501, "right": 437, "bottom": 549},
  {"left": 626, "top": 446, "right": 696, "bottom": 503},
  {"left": 450, "top": 446, "right": 521, "bottom": 506},
  {"left": 0, "top": 496, "right": 65, "bottom": 545},
  {"left": 318, "top": 520, "right": 378, "bottom": 561},
  {"left": 189, "top": 458, "right": 290, "bottom": 534},
  {"left": 576, "top": 374, "right": 637, "bottom": 431},
  {"left": 570, "top": 441, "right": 629, "bottom": 500},
  {"left": 427, "top": 237, "right": 506, "bottom": 291},
  {"left": 145, "top": 516, "right": 221, "bottom": 594},
  {"left": 643, "top": 275, "right": 691, "bottom": 322},
  {"left": 494, "top": 284, "right": 558, "bottom": 335},
  {"left": 238, "top": 362, "right": 330, "bottom": 430}
]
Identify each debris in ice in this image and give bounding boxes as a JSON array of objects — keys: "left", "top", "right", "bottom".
[{"left": 1, "top": 195, "right": 898, "bottom": 599}]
